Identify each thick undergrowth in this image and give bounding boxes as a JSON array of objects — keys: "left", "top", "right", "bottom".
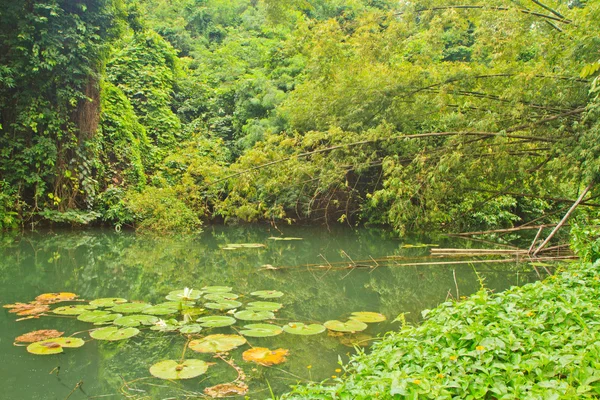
[{"left": 283, "top": 260, "right": 600, "bottom": 399}]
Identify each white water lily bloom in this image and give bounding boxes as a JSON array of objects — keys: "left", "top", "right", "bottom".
[
  {"left": 182, "top": 287, "right": 194, "bottom": 298},
  {"left": 155, "top": 319, "right": 168, "bottom": 328}
]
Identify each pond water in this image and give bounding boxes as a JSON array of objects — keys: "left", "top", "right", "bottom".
[{"left": 0, "top": 226, "right": 545, "bottom": 399}]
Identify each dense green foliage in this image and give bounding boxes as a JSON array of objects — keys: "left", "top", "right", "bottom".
[
  {"left": 2, "top": 0, "right": 600, "bottom": 233},
  {"left": 284, "top": 259, "right": 600, "bottom": 399}
]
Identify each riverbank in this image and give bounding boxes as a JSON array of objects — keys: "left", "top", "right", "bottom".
[{"left": 283, "top": 259, "right": 600, "bottom": 399}]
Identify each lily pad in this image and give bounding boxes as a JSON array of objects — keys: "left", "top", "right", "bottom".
[
  {"left": 149, "top": 359, "right": 209, "bottom": 380},
  {"left": 250, "top": 290, "right": 284, "bottom": 299},
  {"left": 268, "top": 237, "right": 303, "bottom": 241},
  {"left": 52, "top": 305, "right": 97, "bottom": 315},
  {"left": 204, "top": 292, "right": 239, "bottom": 301},
  {"left": 189, "top": 334, "right": 247, "bottom": 353},
  {"left": 240, "top": 323, "right": 283, "bottom": 337},
  {"left": 349, "top": 311, "right": 386, "bottom": 323},
  {"left": 113, "top": 314, "right": 158, "bottom": 327},
  {"left": 179, "top": 324, "right": 204, "bottom": 334},
  {"left": 196, "top": 316, "right": 236, "bottom": 328},
  {"left": 142, "top": 305, "right": 178, "bottom": 316},
  {"left": 202, "top": 286, "right": 233, "bottom": 293},
  {"left": 246, "top": 301, "right": 283, "bottom": 312},
  {"left": 234, "top": 310, "right": 275, "bottom": 321},
  {"left": 324, "top": 319, "right": 368, "bottom": 333},
  {"left": 165, "top": 288, "right": 203, "bottom": 301},
  {"left": 110, "top": 303, "right": 151, "bottom": 314},
  {"left": 15, "top": 329, "right": 64, "bottom": 343},
  {"left": 90, "top": 326, "right": 140, "bottom": 341},
  {"left": 282, "top": 322, "right": 326, "bottom": 335},
  {"left": 242, "top": 347, "right": 289, "bottom": 366},
  {"left": 205, "top": 300, "right": 242, "bottom": 310},
  {"left": 204, "top": 383, "right": 248, "bottom": 397},
  {"left": 89, "top": 298, "right": 127, "bottom": 307},
  {"left": 26, "top": 337, "right": 85, "bottom": 355},
  {"left": 77, "top": 311, "right": 122, "bottom": 324},
  {"left": 150, "top": 319, "right": 182, "bottom": 332},
  {"left": 35, "top": 292, "right": 78, "bottom": 304}
]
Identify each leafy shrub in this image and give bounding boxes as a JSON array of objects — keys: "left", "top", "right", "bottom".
[
  {"left": 125, "top": 186, "right": 201, "bottom": 234},
  {"left": 571, "top": 221, "right": 600, "bottom": 263},
  {"left": 0, "top": 181, "right": 22, "bottom": 230},
  {"left": 284, "top": 261, "right": 600, "bottom": 399}
]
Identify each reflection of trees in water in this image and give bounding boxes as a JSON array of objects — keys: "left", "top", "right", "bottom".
[{"left": 0, "top": 227, "right": 543, "bottom": 397}]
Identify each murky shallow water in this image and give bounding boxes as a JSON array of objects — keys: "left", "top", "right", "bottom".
[{"left": 0, "top": 226, "right": 544, "bottom": 399}]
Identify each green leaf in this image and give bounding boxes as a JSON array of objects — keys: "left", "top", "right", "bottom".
[
  {"left": 189, "top": 334, "right": 247, "bottom": 353},
  {"left": 89, "top": 298, "right": 127, "bottom": 307},
  {"left": 349, "top": 312, "right": 386, "bottom": 323},
  {"left": 246, "top": 301, "right": 283, "bottom": 312},
  {"left": 110, "top": 303, "right": 151, "bottom": 313},
  {"left": 149, "top": 359, "right": 209, "bottom": 380},
  {"left": 234, "top": 310, "right": 275, "bottom": 321},
  {"left": 324, "top": 320, "right": 368, "bottom": 332},
  {"left": 113, "top": 314, "right": 158, "bottom": 327},
  {"left": 90, "top": 327, "right": 140, "bottom": 341},
  {"left": 196, "top": 316, "right": 237, "bottom": 328},
  {"left": 205, "top": 300, "right": 242, "bottom": 310},
  {"left": 77, "top": 310, "right": 122, "bottom": 324},
  {"left": 52, "top": 305, "right": 97, "bottom": 315},
  {"left": 282, "top": 322, "right": 326, "bottom": 335},
  {"left": 250, "top": 290, "right": 284, "bottom": 299},
  {"left": 240, "top": 323, "right": 283, "bottom": 337}
]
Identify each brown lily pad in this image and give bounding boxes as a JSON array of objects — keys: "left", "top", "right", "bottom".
[
  {"left": 242, "top": 347, "right": 289, "bottom": 366},
  {"left": 204, "top": 382, "right": 249, "bottom": 398},
  {"left": 15, "top": 329, "right": 64, "bottom": 344},
  {"left": 35, "top": 292, "right": 78, "bottom": 304},
  {"left": 4, "top": 302, "right": 50, "bottom": 316}
]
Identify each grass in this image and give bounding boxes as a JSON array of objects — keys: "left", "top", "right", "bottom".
[{"left": 283, "top": 260, "right": 600, "bottom": 399}]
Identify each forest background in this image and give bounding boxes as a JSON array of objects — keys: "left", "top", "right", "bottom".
[{"left": 1, "top": 0, "right": 600, "bottom": 237}]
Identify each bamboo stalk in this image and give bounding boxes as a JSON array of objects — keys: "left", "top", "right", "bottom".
[{"left": 533, "top": 182, "right": 594, "bottom": 256}]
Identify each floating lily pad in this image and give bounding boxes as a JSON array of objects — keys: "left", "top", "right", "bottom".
[
  {"left": 149, "top": 359, "right": 209, "bottom": 380},
  {"left": 246, "top": 301, "right": 283, "bottom": 312},
  {"left": 77, "top": 311, "right": 122, "bottom": 324},
  {"left": 4, "top": 303, "right": 49, "bottom": 316},
  {"left": 35, "top": 292, "right": 78, "bottom": 304},
  {"left": 324, "top": 320, "right": 368, "bottom": 333},
  {"left": 90, "top": 326, "right": 140, "bottom": 341},
  {"left": 165, "top": 288, "right": 203, "bottom": 301},
  {"left": 89, "top": 298, "right": 127, "bottom": 307},
  {"left": 202, "top": 286, "right": 233, "bottom": 293},
  {"left": 240, "top": 323, "right": 283, "bottom": 337},
  {"left": 15, "top": 329, "right": 64, "bottom": 343},
  {"left": 204, "top": 292, "right": 239, "bottom": 301},
  {"left": 339, "top": 333, "right": 372, "bottom": 348},
  {"left": 110, "top": 303, "right": 151, "bottom": 314},
  {"left": 189, "top": 334, "right": 247, "bottom": 353},
  {"left": 250, "top": 290, "right": 284, "bottom": 299},
  {"left": 181, "top": 307, "right": 206, "bottom": 317},
  {"left": 196, "top": 316, "right": 236, "bottom": 328},
  {"left": 179, "top": 324, "right": 204, "bottom": 334},
  {"left": 234, "top": 310, "right": 275, "bottom": 321},
  {"left": 282, "top": 322, "right": 326, "bottom": 335},
  {"left": 113, "top": 314, "right": 158, "bottom": 327},
  {"left": 204, "top": 383, "right": 248, "bottom": 397},
  {"left": 268, "top": 237, "right": 303, "bottom": 241},
  {"left": 242, "top": 347, "right": 289, "bottom": 366},
  {"left": 52, "top": 305, "right": 97, "bottom": 315},
  {"left": 26, "top": 337, "right": 85, "bottom": 355},
  {"left": 205, "top": 300, "right": 242, "bottom": 310},
  {"left": 142, "top": 305, "right": 178, "bottom": 316},
  {"left": 349, "top": 312, "right": 387, "bottom": 323},
  {"left": 150, "top": 319, "right": 181, "bottom": 332}
]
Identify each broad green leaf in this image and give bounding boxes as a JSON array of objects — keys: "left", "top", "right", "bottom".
[
  {"left": 189, "top": 334, "right": 246, "bottom": 353},
  {"left": 240, "top": 323, "right": 283, "bottom": 337},
  {"left": 110, "top": 303, "right": 151, "bottom": 313},
  {"left": 282, "top": 322, "right": 326, "bottom": 335},
  {"left": 113, "top": 314, "right": 158, "bottom": 327},
  {"left": 77, "top": 310, "right": 122, "bottom": 324},
  {"left": 246, "top": 301, "right": 283, "bottom": 312},
  {"left": 349, "top": 312, "right": 386, "bottom": 323},
  {"left": 90, "top": 327, "right": 140, "bottom": 341},
  {"left": 234, "top": 310, "right": 275, "bottom": 321},
  {"left": 250, "top": 290, "right": 284, "bottom": 299},
  {"left": 149, "top": 359, "right": 209, "bottom": 380},
  {"left": 202, "top": 286, "right": 233, "bottom": 293},
  {"left": 324, "top": 320, "right": 368, "bottom": 332},
  {"left": 89, "top": 298, "right": 127, "bottom": 307},
  {"left": 205, "top": 300, "right": 242, "bottom": 310},
  {"left": 52, "top": 305, "right": 97, "bottom": 315},
  {"left": 196, "top": 316, "right": 236, "bottom": 328}
]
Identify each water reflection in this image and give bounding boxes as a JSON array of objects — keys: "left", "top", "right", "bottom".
[{"left": 1, "top": 226, "right": 543, "bottom": 398}]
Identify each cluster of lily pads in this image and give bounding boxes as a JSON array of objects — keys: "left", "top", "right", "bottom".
[{"left": 7, "top": 287, "right": 386, "bottom": 393}]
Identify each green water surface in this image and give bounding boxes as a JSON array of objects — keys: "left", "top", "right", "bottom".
[{"left": 0, "top": 226, "right": 544, "bottom": 399}]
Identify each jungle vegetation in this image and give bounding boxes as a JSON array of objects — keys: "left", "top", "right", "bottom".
[{"left": 1, "top": 0, "right": 600, "bottom": 234}]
